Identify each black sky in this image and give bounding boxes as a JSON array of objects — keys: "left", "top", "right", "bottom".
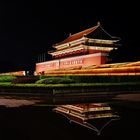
[{"left": 0, "top": 0, "right": 139, "bottom": 72}]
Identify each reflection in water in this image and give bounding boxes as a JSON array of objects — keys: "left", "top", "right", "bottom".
[
  {"left": 0, "top": 96, "right": 120, "bottom": 136},
  {"left": 1, "top": 95, "right": 140, "bottom": 139},
  {"left": 53, "top": 103, "right": 120, "bottom": 135}
]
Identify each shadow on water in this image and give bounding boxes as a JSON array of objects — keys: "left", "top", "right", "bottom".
[{"left": 0, "top": 96, "right": 140, "bottom": 140}]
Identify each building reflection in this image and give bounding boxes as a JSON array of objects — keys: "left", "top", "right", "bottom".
[{"left": 53, "top": 103, "right": 120, "bottom": 135}]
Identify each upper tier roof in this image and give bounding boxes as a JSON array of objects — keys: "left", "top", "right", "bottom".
[{"left": 53, "top": 22, "right": 117, "bottom": 47}]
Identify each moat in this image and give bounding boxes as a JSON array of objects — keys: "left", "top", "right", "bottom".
[{"left": 0, "top": 95, "right": 140, "bottom": 140}]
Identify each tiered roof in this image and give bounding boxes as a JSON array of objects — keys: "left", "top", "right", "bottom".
[
  {"left": 48, "top": 22, "right": 120, "bottom": 59},
  {"left": 54, "top": 24, "right": 98, "bottom": 46},
  {"left": 53, "top": 22, "right": 118, "bottom": 48}
]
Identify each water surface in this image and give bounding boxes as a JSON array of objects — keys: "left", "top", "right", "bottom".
[{"left": 0, "top": 95, "right": 140, "bottom": 140}]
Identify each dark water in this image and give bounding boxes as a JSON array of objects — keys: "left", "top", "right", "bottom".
[{"left": 0, "top": 101, "right": 140, "bottom": 140}]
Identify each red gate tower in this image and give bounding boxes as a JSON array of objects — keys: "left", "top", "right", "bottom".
[{"left": 36, "top": 22, "right": 120, "bottom": 74}]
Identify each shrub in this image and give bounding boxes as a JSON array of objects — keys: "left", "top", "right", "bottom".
[
  {"left": 11, "top": 76, "right": 39, "bottom": 84},
  {"left": 0, "top": 75, "right": 16, "bottom": 82},
  {"left": 36, "top": 77, "right": 75, "bottom": 84},
  {"left": 38, "top": 75, "right": 48, "bottom": 79},
  {"left": 69, "top": 75, "right": 140, "bottom": 83},
  {"left": 28, "top": 75, "right": 140, "bottom": 84}
]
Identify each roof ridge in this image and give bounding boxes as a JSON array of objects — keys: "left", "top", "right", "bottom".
[
  {"left": 99, "top": 25, "right": 113, "bottom": 38},
  {"left": 70, "top": 24, "right": 99, "bottom": 37},
  {"left": 54, "top": 23, "right": 100, "bottom": 47}
]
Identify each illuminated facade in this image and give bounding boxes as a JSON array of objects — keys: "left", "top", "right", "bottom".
[{"left": 36, "top": 22, "right": 120, "bottom": 74}]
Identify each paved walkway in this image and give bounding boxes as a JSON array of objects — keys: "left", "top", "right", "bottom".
[
  {"left": 1, "top": 92, "right": 140, "bottom": 107},
  {"left": 113, "top": 93, "right": 140, "bottom": 102},
  {"left": 0, "top": 97, "right": 40, "bottom": 107}
]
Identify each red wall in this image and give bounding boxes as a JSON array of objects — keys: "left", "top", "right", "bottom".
[
  {"left": 36, "top": 53, "right": 108, "bottom": 74},
  {"left": 36, "top": 60, "right": 59, "bottom": 74},
  {"left": 88, "top": 49, "right": 109, "bottom": 54}
]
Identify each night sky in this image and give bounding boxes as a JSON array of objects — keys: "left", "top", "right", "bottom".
[{"left": 0, "top": 0, "right": 139, "bottom": 72}]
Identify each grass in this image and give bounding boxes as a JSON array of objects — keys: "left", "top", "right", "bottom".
[
  {"left": 0, "top": 82, "right": 12, "bottom": 86},
  {"left": 0, "top": 82, "right": 140, "bottom": 88}
]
